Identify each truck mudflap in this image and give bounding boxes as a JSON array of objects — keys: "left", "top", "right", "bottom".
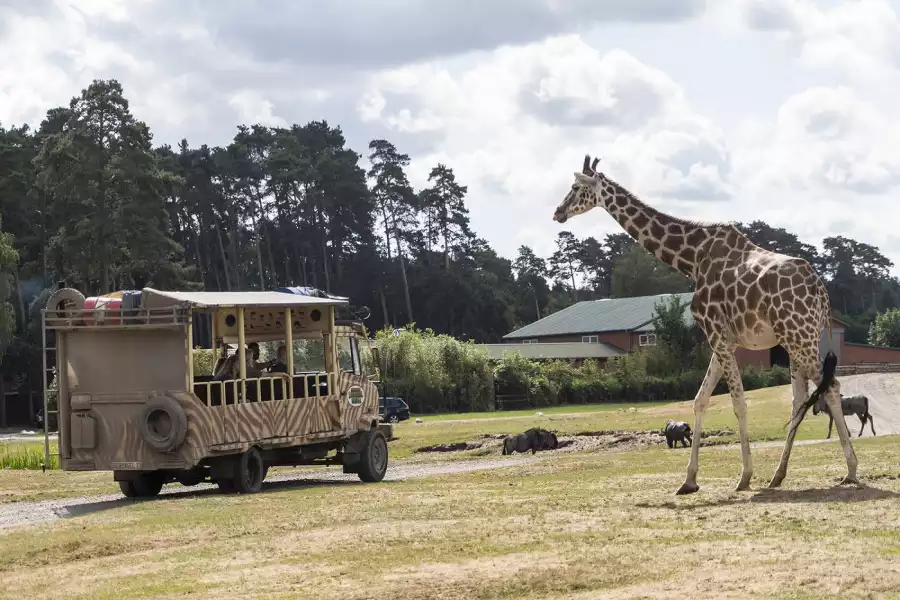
[{"left": 377, "top": 422, "right": 397, "bottom": 442}]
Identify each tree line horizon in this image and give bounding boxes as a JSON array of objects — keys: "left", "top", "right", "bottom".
[{"left": 0, "top": 77, "right": 897, "bottom": 397}]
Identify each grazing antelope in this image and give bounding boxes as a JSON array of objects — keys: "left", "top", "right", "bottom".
[{"left": 813, "top": 393, "right": 875, "bottom": 439}]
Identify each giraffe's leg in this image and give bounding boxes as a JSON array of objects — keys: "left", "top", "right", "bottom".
[
  {"left": 823, "top": 382, "right": 859, "bottom": 485},
  {"left": 676, "top": 353, "right": 724, "bottom": 495},
  {"left": 768, "top": 359, "right": 809, "bottom": 488},
  {"left": 719, "top": 353, "right": 753, "bottom": 491}
]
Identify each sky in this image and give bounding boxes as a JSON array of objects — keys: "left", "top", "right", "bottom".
[{"left": 2, "top": 0, "right": 900, "bottom": 274}]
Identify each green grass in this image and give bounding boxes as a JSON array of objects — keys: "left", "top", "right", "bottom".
[
  {"left": 0, "top": 442, "right": 57, "bottom": 470},
  {"left": 419, "top": 401, "right": 671, "bottom": 421}
]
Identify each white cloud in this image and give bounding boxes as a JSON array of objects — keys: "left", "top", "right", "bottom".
[
  {"left": 228, "top": 90, "right": 287, "bottom": 128},
  {"left": 358, "top": 35, "right": 734, "bottom": 256},
  {"left": 736, "top": 0, "right": 900, "bottom": 82}
]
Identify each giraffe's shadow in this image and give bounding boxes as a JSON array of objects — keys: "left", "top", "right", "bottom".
[{"left": 637, "top": 481, "right": 900, "bottom": 510}]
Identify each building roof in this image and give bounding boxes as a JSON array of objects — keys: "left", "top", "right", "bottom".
[
  {"left": 140, "top": 288, "right": 348, "bottom": 310},
  {"left": 502, "top": 292, "right": 694, "bottom": 340},
  {"left": 483, "top": 341, "right": 626, "bottom": 360}
]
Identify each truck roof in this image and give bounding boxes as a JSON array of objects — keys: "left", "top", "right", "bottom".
[{"left": 141, "top": 288, "right": 349, "bottom": 310}]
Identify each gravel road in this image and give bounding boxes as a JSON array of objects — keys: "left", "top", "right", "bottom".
[
  {"left": 0, "top": 456, "right": 541, "bottom": 530},
  {"left": 2, "top": 373, "right": 898, "bottom": 531}
]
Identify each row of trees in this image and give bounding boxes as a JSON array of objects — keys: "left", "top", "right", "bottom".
[{"left": 0, "top": 78, "right": 898, "bottom": 404}]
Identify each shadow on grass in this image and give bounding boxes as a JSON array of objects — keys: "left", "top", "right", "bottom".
[
  {"left": 59, "top": 476, "right": 399, "bottom": 520},
  {"left": 636, "top": 481, "right": 900, "bottom": 510}
]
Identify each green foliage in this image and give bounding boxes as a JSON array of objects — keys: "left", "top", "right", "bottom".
[
  {"left": 193, "top": 347, "right": 215, "bottom": 376},
  {"left": 0, "top": 442, "right": 58, "bottom": 470},
  {"left": 374, "top": 324, "right": 494, "bottom": 413},
  {"left": 868, "top": 307, "right": 900, "bottom": 348},
  {"left": 611, "top": 246, "right": 692, "bottom": 298}
]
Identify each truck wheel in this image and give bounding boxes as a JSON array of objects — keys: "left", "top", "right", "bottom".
[
  {"left": 119, "top": 472, "right": 164, "bottom": 498},
  {"left": 137, "top": 395, "right": 188, "bottom": 453},
  {"left": 230, "top": 447, "right": 264, "bottom": 494},
  {"left": 357, "top": 430, "right": 388, "bottom": 483}
]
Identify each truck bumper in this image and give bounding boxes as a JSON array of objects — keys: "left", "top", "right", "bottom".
[{"left": 377, "top": 422, "right": 397, "bottom": 442}]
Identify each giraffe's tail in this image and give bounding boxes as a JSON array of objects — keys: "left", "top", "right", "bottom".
[{"left": 785, "top": 350, "right": 838, "bottom": 435}]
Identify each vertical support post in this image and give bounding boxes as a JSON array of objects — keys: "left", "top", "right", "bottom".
[
  {"left": 285, "top": 307, "right": 294, "bottom": 399},
  {"left": 41, "top": 312, "right": 49, "bottom": 468},
  {"left": 210, "top": 309, "right": 217, "bottom": 350},
  {"left": 186, "top": 308, "right": 194, "bottom": 391},
  {"left": 237, "top": 307, "right": 246, "bottom": 403},
  {"left": 57, "top": 332, "right": 69, "bottom": 461}
]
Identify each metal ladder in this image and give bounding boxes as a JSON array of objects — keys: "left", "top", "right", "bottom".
[{"left": 41, "top": 311, "right": 59, "bottom": 471}]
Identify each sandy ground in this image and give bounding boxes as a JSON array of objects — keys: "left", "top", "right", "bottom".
[{"left": 3, "top": 372, "right": 899, "bottom": 532}]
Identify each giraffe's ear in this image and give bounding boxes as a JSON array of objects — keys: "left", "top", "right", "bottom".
[{"left": 574, "top": 172, "right": 594, "bottom": 186}]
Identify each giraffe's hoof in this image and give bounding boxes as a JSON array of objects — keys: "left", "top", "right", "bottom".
[
  {"left": 735, "top": 480, "right": 752, "bottom": 492},
  {"left": 768, "top": 472, "right": 786, "bottom": 489},
  {"left": 675, "top": 482, "right": 700, "bottom": 495},
  {"left": 839, "top": 475, "right": 860, "bottom": 486}
]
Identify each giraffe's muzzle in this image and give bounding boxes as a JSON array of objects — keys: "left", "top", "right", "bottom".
[{"left": 553, "top": 209, "right": 568, "bottom": 223}]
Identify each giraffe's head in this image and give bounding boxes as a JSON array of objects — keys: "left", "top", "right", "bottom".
[{"left": 552, "top": 154, "right": 605, "bottom": 224}]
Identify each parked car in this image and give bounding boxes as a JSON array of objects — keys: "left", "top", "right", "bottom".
[{"left": 379, "top": 396, "right": 410, "bottom": 423}]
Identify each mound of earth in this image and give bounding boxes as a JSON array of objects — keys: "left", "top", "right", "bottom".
[{"left": 414, "top": 427, "right": 736, "bottom": 455}]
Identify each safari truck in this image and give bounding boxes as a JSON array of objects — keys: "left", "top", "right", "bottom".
[{"left": 41, "top": 286, "right": 392, "bottom": 498}]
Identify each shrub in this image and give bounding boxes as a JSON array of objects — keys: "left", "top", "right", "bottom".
[{"left": 359, "top": 326, "right": 796, "bottom": 414}]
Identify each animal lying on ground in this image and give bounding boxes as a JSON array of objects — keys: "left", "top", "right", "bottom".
[
  {"left": 502, "top": 427, "right": 559, "bottom": 455},
  {"left": 813, "top": 393, "right": 875, "bottom": 439},
  {"left": 664, "top": 419, "right": 693, "bottom": 448}
]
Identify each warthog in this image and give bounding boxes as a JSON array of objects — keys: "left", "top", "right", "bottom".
[
  {"left": 813, "top": 393, "right": 875, "bottom": 439},
  {"left": 664, "top": 419, "right": 692, "bottom": 448},
  {"left": 502, "top": 427, "right": 559, "bottom": 455}
]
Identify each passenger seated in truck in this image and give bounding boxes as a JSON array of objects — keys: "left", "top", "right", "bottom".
[
  {"left": 267, "top": 345, "right": 289, "bottom": 374},
  {"left": 213, "top": 342, "right": 269, "bottom": 380}
]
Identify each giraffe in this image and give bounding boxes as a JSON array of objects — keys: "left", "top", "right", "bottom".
[{"left": 551, "top": 154, "right": 859, "bottom": 494}]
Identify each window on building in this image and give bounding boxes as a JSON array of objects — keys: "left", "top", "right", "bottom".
[
  {"left": 582, "top": 335, "right": 599, "bottom": 343},
  {"left": 522, "top": 339, "right": 539, "bottom": 344},
  {"left": 638, "top": 333, "right": 657, "bottom": 347}
]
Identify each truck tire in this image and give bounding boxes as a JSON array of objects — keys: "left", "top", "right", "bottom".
[
  {"left": 45, "top": 287, "right": 85, "bottom": 323},
  {"left": 119, "top": 472, "right": 164, "bottom": 498},
  {"left": 357, "top": 430, "right": 388, "bottom": 483},
  {"left": 137, "top": 395, "right": 188, "bottom": 453},
  {"left": 230, "top": 447, "right": 264, "bottom": 494}
]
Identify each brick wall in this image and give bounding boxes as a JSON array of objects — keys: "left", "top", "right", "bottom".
[{"left": 842, "top": 342, "right": 900, "bottom": 365}]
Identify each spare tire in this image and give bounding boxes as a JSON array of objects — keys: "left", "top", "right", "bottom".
[
  {"left": 45, "top": 287, "right": 86, "bottom": 323},
  {"left": 137, "top": 395, "right": 188, "bottom": 453}
]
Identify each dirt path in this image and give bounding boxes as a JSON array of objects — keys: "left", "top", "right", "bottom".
[{"left": 0, "top": 456, "right": 541, "bottom": 530}]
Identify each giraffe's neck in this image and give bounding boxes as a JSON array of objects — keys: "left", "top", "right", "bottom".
[{"left": 595, "top": 178, "right": 723, "bottom": 279}]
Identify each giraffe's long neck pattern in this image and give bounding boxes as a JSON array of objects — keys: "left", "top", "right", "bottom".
[{"left": 595, "top": 178, "right": 720, "bottom": 279}]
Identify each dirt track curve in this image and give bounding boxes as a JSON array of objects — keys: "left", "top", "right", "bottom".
[{"left": 2, "top": 373, "right": 899, "bottom": 531}]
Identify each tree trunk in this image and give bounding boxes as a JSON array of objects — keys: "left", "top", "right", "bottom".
[
  {"left": 12, "top": 266, "right": 26, "bottom": 331},
  {"left": 214, "top": 219, "right": 232, "bottom": 291},
  {"left": 378, "top": 199, "right": 393, "bottom": 261},
  {"left": 379, "top": 284, "right": 389, "bottom": 327},
  {"left": 250, "top": 211, "right": 265, "bottom": 290},
  {"left": 533, "top": 289, "right": 540, "bottom": 321},
  {"left": 395, "top": 238, "right": 413, "bottom": 324}
]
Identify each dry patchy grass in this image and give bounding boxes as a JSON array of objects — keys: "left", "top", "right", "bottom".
[{"left": 4, "top": 431, "right": 900, "bottom": 599}]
